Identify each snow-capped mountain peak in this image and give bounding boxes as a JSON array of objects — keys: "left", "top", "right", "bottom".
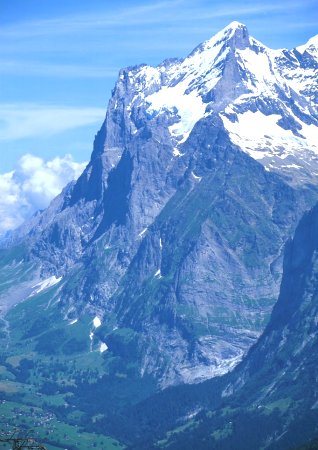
[
  {"left": 111, "top": 22, "right": 253, "bottom": 146},
  {"left": 107, "top": 23, "right": 318, "bottom": 185},
  {"left": 297, "top": 34, "right": 318, "bottom": 60},
  {"left": 199, "top": 20, "right": 250, "bottom": 52}
]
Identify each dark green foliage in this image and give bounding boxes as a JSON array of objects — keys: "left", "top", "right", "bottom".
[
  {"left": 62, "top": 337, "right": 89, "bottom": 354},
  {"left": 105, "top": 328, "right": 139, "bottom": 360},
  {"left": 24, "top": 317, "right": 50, "bottom": 338},
  {"left": 36, "top": 329, "right": 68, "bottom": 354},
  {"left": 14, "top": 358, "right": 35, "bottom": 382}
]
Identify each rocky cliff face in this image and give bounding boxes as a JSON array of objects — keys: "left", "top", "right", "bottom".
[
  {"left": 227, "top": 201, "right": 318, "bottom": 396},
  {"left": 151, "top": 201, "right": 318, "bottom": 450},
  {"left": 2, "top": 22, "right": 318, "bottom": 386}
]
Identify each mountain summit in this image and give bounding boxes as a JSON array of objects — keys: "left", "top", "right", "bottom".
[
  {"left": 201, "top": 21, "right": 251, "bottom": 50},
  {"left": 1, "top": 23, "right": 318, "bottom": 389}
]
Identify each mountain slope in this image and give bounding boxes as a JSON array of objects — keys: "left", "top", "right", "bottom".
[
  {"left": 106, "top": 115, "right": 311, "bottom": 385},
  {"left": 147, "top": 202, "right": 318, "bottom": 450}
]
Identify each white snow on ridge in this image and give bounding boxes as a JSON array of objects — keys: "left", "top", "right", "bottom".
[
  {"left": 285, "top": 68, "right": 317, "bottom": 98},
  {"left": 147, "top": 84, "right": 207, "bottom": 142},
  {"left": 297, "top": 34, "right": 318, "bottom": 59},
  {"left": 237, "top": 47, "right": 278, "bottom": 96},
  {"left": 223, "top": 111, "right": 283, "bottom": 146},
  {"left": 221, "top": 110, "right": 318, "bottom": 165},
  {"left": 30, "top": 276, "right": 62, "bottom": 296},
  {"left": 123, "top": 21, "right": 317, "bottom": 175},
  {"left": 126, "top": 22, "right": 264, "bottom": 145},
  {"left": 128, "top": 24, "right": 238, "bottom": 144}
]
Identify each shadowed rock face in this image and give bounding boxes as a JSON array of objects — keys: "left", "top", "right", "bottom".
[
  {"left": 237, "top": 202, "right": 318, "bottom": 382},
  {"left": 107, "top": 115, "right": 312, "bottom": 385},
  {"left": 3, "top": 23, "right": 318, "bottom": 386},
  {"left": 154, "top": 202, "right": 318, "bottom": 450}
]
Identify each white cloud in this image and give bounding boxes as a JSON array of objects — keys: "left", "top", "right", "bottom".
[
  {"left": 0, "top": 103, "right": 105, "bottom": 141},
  {"left": 0, "top": 153, "right": 86, "bottom": 235}
]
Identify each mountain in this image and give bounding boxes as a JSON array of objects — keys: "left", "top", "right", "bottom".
[
  {"left": 141, "top": 201, "right": 318, "bottom": 450},
  {"left": 0, "top": 21, "right": 318, "bottom": 449}
]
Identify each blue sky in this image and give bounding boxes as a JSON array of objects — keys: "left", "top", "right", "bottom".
[{"left": 1, "top": 0, "right": 317, "bottom": 173}]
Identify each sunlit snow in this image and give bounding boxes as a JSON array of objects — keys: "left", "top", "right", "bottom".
[
  {"left": 125, "top": 24, "right": 244, "bottom": 144},
  {"left": 173, "top": 148, "right": 184, "bottom": 157},
  {"left": 30, "top": 276, "right": 62, "bottom": 296},
  {"left": 119, "top": 20, "right": 317, "bottom": 182},
  {"left": 93, "top": 316, "right": 102, "bottom": 328},
  {"left": 297, "top": 34, "right": 318, "bottom": 59},
  {"left": 100, "top": 342, "right": 108, "bottom": 353},
  {"left": 69, "top": 319, "right": 78, "bottom": 325},
  {"left": 138, "top": 228, "right": 148, "bottom": 238},
  {"left": 147, "top": 85, "right": 206, "bottom": 142},
  {"left": 191, "top": 171, "right": 202, "bottom": 181},
  {"left": 221, "top": 110, "right": 318, "bottom": 165}
]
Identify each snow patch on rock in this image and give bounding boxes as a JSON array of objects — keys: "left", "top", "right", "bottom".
[
  {"left": 100, "top": 342, "right": 108, "bottom": 353},
  {"left": 93, "top": 316, "right": 102, "bottom": 328},
  {"left": 69, "top": 318, "right": 78, "bottom": 325},
  {"left": 154, "top": 269, "right": 162, "bottom": 279},
  {"left": 30, "top": 276, "right": 62, "bottom": 296}
]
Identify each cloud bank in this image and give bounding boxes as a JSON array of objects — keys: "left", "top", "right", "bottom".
[{"left": 0, "top": 153, "right": 86, "bottom": 234}]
